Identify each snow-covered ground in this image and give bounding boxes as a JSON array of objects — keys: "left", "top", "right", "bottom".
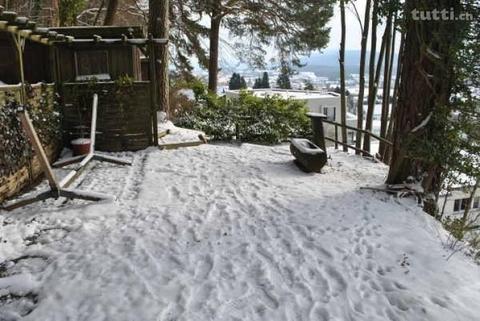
[
  {"left": 158, "top": 120, "right": 205, "bottom": 145},
  {"left": 1, "top": 144, "right": 479, "bottom": 321}
]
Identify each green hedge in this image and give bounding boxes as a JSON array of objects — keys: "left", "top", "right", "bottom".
[{"left": 176, "top": 89, "right": 312, "bottom": 144}]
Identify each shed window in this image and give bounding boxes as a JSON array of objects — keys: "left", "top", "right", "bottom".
[{"left": 75, "top": 50, "right": 110, "bottom": 80}]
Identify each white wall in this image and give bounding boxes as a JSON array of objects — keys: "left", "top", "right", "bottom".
[{"left": 438, "top": 188, "right": 480, "bottom": 218}]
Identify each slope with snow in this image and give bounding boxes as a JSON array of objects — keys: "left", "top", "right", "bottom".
[{"left": 0, "top": 144, "right": 479, "bottom": 321}]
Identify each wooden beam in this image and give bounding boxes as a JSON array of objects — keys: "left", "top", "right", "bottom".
[
  {"left": 0, "top": 11, "right": 17, "bottom": 23},
  {"left": 18, "top": 109, "right": 59, "bottom": 190},
  {"left": 7, "top": 25, "right": 18, "bottom": 33},
  {"left": 158, "top": 140, "right": 206, "bottom": 150}
]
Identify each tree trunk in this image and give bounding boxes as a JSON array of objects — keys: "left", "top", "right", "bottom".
[
  {"left": 50, "top": 0, "right": 60, "bottom": 27},
  {"left": 382, "top": 15, "right": 398, "bottom": 159},
  {"left": 355, "top": 0, "right": 371, "bottom": 155},
  {"left": 462, "top": 181, "right": 478, "bottom": 226},
  {"left": 362, "top": 1, "right": 379, "bottom": 154},
  {"left": 157, "top": 0, "right": 170, "bottom": 116},
  {"left": 339, "top": 0, "right": 348, "bottom": 152},
  {"left": 364, "top": 15, "right": 387, "bottom": 155},
  {"left": 386, "top": 0, "right": 460, "bottom": 200},
  {"left": 378, "top": 9, "right": 394, "bottom": 158},
  {"left": 103, "top": 0, "right": 119, "bottom": 25},
  {"left": 384, "top": 31, "right": 405, "bottom": 164},
  {"left": 93, "top": 0, "right": 106, "bottom": 26},
  {"left": 208, "top": 13, "right": 222, "bottom": 93}
]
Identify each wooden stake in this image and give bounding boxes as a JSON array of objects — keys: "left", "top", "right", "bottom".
[{"left": 18, "top": 109, "right": 59, "bottom": 190}]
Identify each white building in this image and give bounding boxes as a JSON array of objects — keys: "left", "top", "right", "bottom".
[
  {"left": 439, "top": 186, "right": 480, "bottom": 219},
  {"left": 225, "top": 89, "right": 357, "bottom": 144}
]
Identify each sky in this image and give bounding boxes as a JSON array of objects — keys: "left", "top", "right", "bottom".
[{"left": 327, "top": 0, "right": 368, "bottom": 50}]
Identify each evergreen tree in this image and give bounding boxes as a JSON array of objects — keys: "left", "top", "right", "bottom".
[
  {"left": 386, "top": 0, "right": 478, "bottom": 215},
  {"left": 261, "top": 72, "right": 270, "bottom": 88},
  {"left": 229, "top": 73, "right": 247, "bottom": 90},
  {"left": 253, "top": 78, "right": 262, "bottom": 89},
  {"left": 277, "top": 74, "right": 291, "bottom": 89},
  {"left": 239, "top": 76, "right": 247, "bottom": 89},
  {"left": 179, "top": 0, "right": 334, "bottom": 92},
  {"left": 277, "top": 61, "right": 292, "bottom": 89},
  {"left": 304, "top": 81, "right": 315, "bottom": 90}
]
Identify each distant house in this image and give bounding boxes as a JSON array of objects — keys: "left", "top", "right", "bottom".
[
  {"left": 225, "top": 88, "right": 357, "bottom": 143},
  {"left": 439, "top": 186, "right": 480, "bottom": 218}
]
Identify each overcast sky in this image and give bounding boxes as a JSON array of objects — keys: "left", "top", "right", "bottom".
[
  {"left": 328, "top": 0, "right": 403, "bottom": 52},
  {"left": 210, "top": 0, "right": 401, "bottom": 70},
  {"left": 327, "top": 0, "right": 368, "bottom": 50}
]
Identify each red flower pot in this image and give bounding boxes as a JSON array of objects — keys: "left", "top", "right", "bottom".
[{"left": 71, "top": 138, "right": 91, "bottom": 156}]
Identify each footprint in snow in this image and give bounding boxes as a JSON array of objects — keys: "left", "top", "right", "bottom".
[
  {"left": 194, "top": 255, "right": 213, "bottom": 281},
  {"left": 324, "top": 266, "right": 347, "bottom": 297}
]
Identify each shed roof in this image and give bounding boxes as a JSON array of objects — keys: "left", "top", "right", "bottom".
[
  {"left": 0, "top": 6, "right": 166, "bottom": 46},
  {"left": 49, "top": 26, "right": 144, "bottom": 39}
]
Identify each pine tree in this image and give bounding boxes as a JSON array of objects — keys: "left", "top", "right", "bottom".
[
  {"left": 228, "top": 73, "right": 240, "bottom": 90},
  {"left": 277, "top": 63, "right": 292, "bottom": 89},
  {"left": 386, "top": 0, "right": 476, "bottom": 215},
  {"left": 261, "top": 72, "right": 270, "bottom": 88},
  {"left": 304, "top": 81, "right": 315, "bottom": 90},
  {"left": 239, "top": 76, "right": 247, "bottom": 89},
  {"left": 182, "top": 0, "right": 334, "bottom": 92},
  {"left": 229, "top": 73, "right": 247, "bottom": 90},
  {"left": 253, "top": 78, "right": 262, "bottom": 89}
]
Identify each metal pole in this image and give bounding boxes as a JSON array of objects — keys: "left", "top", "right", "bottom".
[{"left": 90, "top": 94, "right": 98, "bottom": 152}]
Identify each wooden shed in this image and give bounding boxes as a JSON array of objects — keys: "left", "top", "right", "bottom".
[
  {"left": 0, "top": 8, "right": 167, "bottom": 152},
  {"left": 50, "top": 26, "right": 145, "bottom": 82}
]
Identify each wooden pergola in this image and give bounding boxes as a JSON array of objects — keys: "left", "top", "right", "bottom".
[{"left": 0, "top": 6, "right": 168, "bottom": 46}]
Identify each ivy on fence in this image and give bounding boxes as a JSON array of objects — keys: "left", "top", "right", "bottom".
[{"left": 0, "top": 84, "right": 61, "bottom": 178}]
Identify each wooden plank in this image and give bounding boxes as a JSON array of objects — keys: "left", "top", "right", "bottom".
[
  {"left": 18, "top": 109, "right": 59, "bottom": 190},
  {"left": 323, "top": 119, "right": 392, "bottom": 146},
  {"left": 158, "top": 140, "right": 206, "bottom": 150},
  {"left": 324, "top": 137, "right": 374, "bottom": 158}
]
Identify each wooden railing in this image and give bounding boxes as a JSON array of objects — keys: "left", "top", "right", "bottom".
[{"left": 307, "top": 113, "right": 392, "bottom": 158}]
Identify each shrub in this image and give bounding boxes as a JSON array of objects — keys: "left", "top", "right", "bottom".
[{"left": 176, "top": 86, "right": 311, "bottom": 144}]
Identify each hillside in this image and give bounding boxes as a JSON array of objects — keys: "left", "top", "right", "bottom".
[{"left": 0, "top": 144, "right": 479, "bottom": 321}]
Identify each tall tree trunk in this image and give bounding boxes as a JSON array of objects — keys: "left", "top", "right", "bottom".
[
  {"left": 50, "top": 0, "right": 60, "bottom": 27},
  {"left": 462, "top": 181, "right": 478, "bottom": 226},
  {"left": 379, "top": 8, "right": 394, "bottom": 158},
  {"left": 364, "top": 17, "right": 387, "bottom": 155},
  {"left": 208, "top": 12, "right": 222, "bottom": 93},
  {"left": 355, "top": 0, "right": 371, "bottom": 155},
  {"left": 157, "top": 0, "right": 170, "bottom": 116},
  {"left": 384, "top": 31, "right": 405, "bottom": 164},
  {"left": 103, "top": 0, "right": 119, "bottom": 25},
  {"left": 339, "top": 0, "right": 348, "bottom": 152},
  {"left": 93, "top": 0, "right": 106, "bottom": 26},
  {"left": 362, "top": 0, "right": 379, "bottom": 154},
  {"left": 386, "top": 0, "right": 461, "bottom": 203}
]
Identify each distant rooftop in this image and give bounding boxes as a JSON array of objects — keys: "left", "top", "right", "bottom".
[{"left": 226, "top": 88, "right": 340, "bottom": 100}]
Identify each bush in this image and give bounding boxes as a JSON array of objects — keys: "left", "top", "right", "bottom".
[{"left": 176, "top": 86, "right": 311, "bottom": 144}]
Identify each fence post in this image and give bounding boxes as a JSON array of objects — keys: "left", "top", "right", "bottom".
[
  {"left": 306, "top": 112, "right": 327, "bottom": 153},
  {"left": 334, "top": 125, "right": 339, "bottom": 150}
]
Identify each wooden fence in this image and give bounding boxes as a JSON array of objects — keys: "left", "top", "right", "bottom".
[
  {"left": 0, "top": 83, "right": 60, "bottom": 203},
  {"left": 308, "top": 113, "right": 392, "bottom": 158},
  {"left": 62, "top": 81, "right": 153, "bottom": 152}
]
